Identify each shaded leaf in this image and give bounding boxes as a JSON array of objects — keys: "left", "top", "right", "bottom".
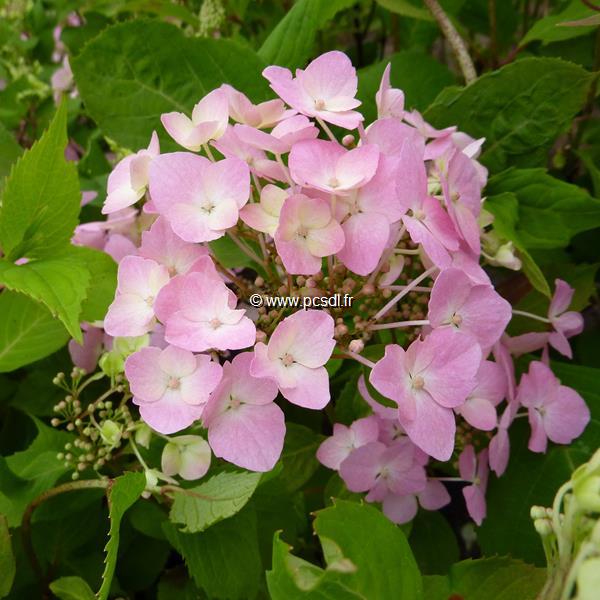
[
  {"left": 49, "top": 576, "right": 95, "bottom": 600},
  {"left": 0, "top": 514, "right": 15, "bottom": 598}
]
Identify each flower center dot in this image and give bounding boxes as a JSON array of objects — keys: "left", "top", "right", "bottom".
[
  {"left": 451, "top": 313, "right": 463, "bottom": 326},
  {"left": 412, "top": 375, "right": 425, "bottom": 390},
  {"left": 281, "top": 353, "right": 295, "bottom": 367},
  {"left": 210, "top": 318, "right": 222, "bottom": 329},
  {"left": 314, "top": 98, "right": 326, "bottom": 110},
  {"left": 167, "top": 377, "right": 180, "bottom": 390}
]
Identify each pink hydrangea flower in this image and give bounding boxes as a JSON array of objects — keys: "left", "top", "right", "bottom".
[
  {"left": 370, "top": 328, "right": 481, "bottom": 460},
  {"left": 317, "top": 416, "right": 380, "bottom": 470},
  {"left": 138, "top": 216, "right": 208, "bottom": 276},
  {"left": 68, "top": 324, "right": 108, "bottom": 373},
  {"left": 221, "top": 83, "right": 293, "bottom": 128},
  {"left": 251, "top": 309, "right": 336, "bottom": 409},
  {"left": 161, "top": 435, "right": 212, "bottom": 480},
  {"left": 240, "top": 184, "right": 287, "bottom": 236},
  {"left": 161, "top": 88, "right": 228, "bottom": 151},
  {"left": 104, "top": 256, "right": 170, "bottom": 337},
  {"left": 517, "top": 361, "right": 589, "bottom": 453},
  {"left": 155, "top": 264, "right": 256, "bottom": 352},
  {"left": 428, "top": 268, "right": 512, "bottom": 351},
  {"left": 376, "top": 64, "right": 404, "bottom": 119},
  {"left": 125, "top": 345, "right": 223, "bottom": 434},
  {"left": 548, "top": 279, "right": 584, "bottom": 358},
  {"left": 203, "top": 352, "right": 285, "bottom": 472},
  {"left": 459, "top": 445, "right": 489, "bottom": 526},
  {"left": 263, "top": 51, "right": 363, "bottom": 129},
  {"left": 455, "top": 360, "right": 506, "bottom": 431},
  {"left": 288, "top": 139, "right": 379, "bottom": 195},
  {"left": 339, "top": 439, "right": 427, "bottom": 502},
  {"left": 274, "top": 194, "right": 344, "bottom": 275},
  {"left": 149, "top": 152, "right": 250, "bottom": 243},
  {"left": 102, "top": 132, "right": 160, "bottom": 214},
  {"left": 381, "top": 479, "right": 451, "bottom": 524},
  {"left": 336, "top": 157, "right": 405, "bottom": 275}
]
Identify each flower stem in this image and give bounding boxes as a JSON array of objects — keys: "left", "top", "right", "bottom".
[
  {"left": 316, "top": 116, "right": 338, "bottom": 143},
  {"left": 373, "top": 266, "right": 437, "bottom": 321},
  {"left": 342, "top": 351, "right": 375, "bottom": 369},
  {"left": 227, "top": 231, "right": 267, "bottom": 268},
  {"left": 387, "top": 285, "right": 432, "bottom": 293},
  {"left": 203, "top": 143, "right": 216, "bottom": 162},
  {"left": 423, "top": 0, "right": 477, "bottom": 84},
  {"left": 512, "top": 309, "right": 551, "bottom": 324},
  {"left": 370, "top": 319, "right": 430, "bottom": 331}
]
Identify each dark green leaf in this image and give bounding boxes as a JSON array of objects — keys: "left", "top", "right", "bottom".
[
  {"left": 409, "top": 510, "right": 459, "bottom": 575},
  {"left": 278, "top": 423, "right": 323, "bottom": 492},
  {"left": 0, "top": 514, "right": 15, "bottom": 598},
  {"left": 425, "top": 58, "right": 593, "bottom": 171},
  {"left": 71, "top": 20, "right": 270, "bottom": 151},
  {"left": 0, "top": 123, "right": 21, "bottom": 197}
]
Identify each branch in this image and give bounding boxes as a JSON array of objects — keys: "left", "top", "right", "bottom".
[{"left": 423, "top": 0, "right": 477, "bottom": 83}]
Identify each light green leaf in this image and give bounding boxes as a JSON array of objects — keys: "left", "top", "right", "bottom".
[
  {"left": 76, "top": 247, "right": 117, "bottom": 323},
  {"left": 267, "top": 532, "right": 362, "bottom": 599},
  {"left": 0, "top": 250, "right": 91, "bottom": 341},
  {"left": 168, "top": 471, "right": 261, "bottom": 533},
  {"left": 0, "top": 123, "right": 21, "bottom": 196},
  {"left": 0, "top": 514, "right": 15, "bottom": 598},
  {"left": 357, "top": 50, "right": 456, "bottom": 122},
  {"left": 71, "top": 20, "right": 270, "bottom": 151},
  {"left": 0, "top": 291, "right": 69, "bottom": 373},
  {"left": 425, "top": 58, "right": 593, "bottom": 171},
  {"left": 484, "top": 192, "right": 551, "bottom": 296},
  {"left": 424, "top": 557, "right": 546, "bottom": 600},
  {"left": 479, "top": 362, "right": 600, "bottom": 564},
  {"left": 165, "top": 507, "right": 262, "bottom": 600},
  {"left": 98, "top": 471, "right": 146, "bottom": 600},
  {"left": 313, "top": 500, "right": 423, "bottom": 599},
  {"left": 0, "top": 101, "right": 80, "bottom": 261},
  {"left": 486, "top": 169, "right": 600, "bottom": 249},
  {"left": 258, "top": 0, "right": 356, "bottom": 69},
  {"left": 521, "top": 1, "right": 597, "bottom": 46},
  {"left": 49, "top": 576, "right": 95, "bottom": 600}
]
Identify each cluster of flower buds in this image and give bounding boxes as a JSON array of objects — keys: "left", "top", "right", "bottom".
[
  {"left": 67, "top": 51, "right": 589, "bottom": 523},
  {"left": 531, "top": 449, "right": 600, "bottom": 599}
]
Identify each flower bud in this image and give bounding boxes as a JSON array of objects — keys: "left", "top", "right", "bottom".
[
  {"left": 348, "top": 339, "right": 364, "bottom": 353},
  {"left": 100, "top": 420, "right": 122, "bottom": 448},
  {"left": 145, "top": 469, "right": 159, "bottom": 490},
  {"left": 135, "top": 423, "right": 152, "bottom": 449},
  {"left": 572, "top": 450, "right": 600, "bottom": 513},
  {"left": 161, "top": 435, "right": 211, "bottom": 481},
  {"left": 99, "top": 351, "right": 124, "bottom": 377},
  {"left": 575, "top": 557, "right": 600, "bottom": 600},
  {"left": 161, "top": 442, "right": 182, "bottom": 477},
  {"left": 533, "top": 518, "right": 553, "bottom": 537}
]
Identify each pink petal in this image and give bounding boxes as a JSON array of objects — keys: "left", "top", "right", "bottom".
[
  {"left": 339, "top": 441, "right": 386, "bottom": 492},
  {"left": 381, "top": 493, "right": 418, "bottom": 524},
  {"left": 280, "top": 365, "right": 330, "bottom": 409},
  {"left": 125, "top": 347, "right": 168, "bottom": 402}
]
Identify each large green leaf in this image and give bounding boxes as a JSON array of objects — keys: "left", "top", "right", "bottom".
[
  {"left": 375, "top": 0, "right": 433, "bottom": 20},
  {"left": 165, "top": 507, "right": 262, "bottom": 600},
  {"left": 71, "top": 20, "right": 270, "bottom": 151},
  {"left": 0, "top": 291, "right": 69, "bottom": 373},
  {"left": 0, "top": 123, "right": 21, "bottom": 196},
  {"left": 49, "top": 576, "right": 95, "bottom": 600},
  {"left": 258, "top": 0, "right": 356, "bottom": 70},
  {"left": 168, "top": 471, "right": 261, "bottom": 533},
  {"left": 0, "top": 514, "right": 15, "bottom": 598},
  {"left": 357, "top": 50, "right": 456, "bottom": 122},
  {"left": 424, "top": 557, "right": 546, "bottom": 600},
  {"left": 408, "top": 510, "right": 459, "bottom": 575},
  {"left": 479, "top": 362, "right": 600, "bottom": 565},
  {"left": 98, "top": 471, "right": 146, "bottom": 600},
  {"left": 486, "top": 168, "right": 600, "bottom": 249},
  {"left": 425, "top": 58, "right": 592, "bottom": 171},
  {"left": 313, "top": 500, "right": 423, "bottom": 599},
  {"left": 0, "top": 251, "right": 90, "bottom": 341},
  {"left": 278, "top": 423, "right": 323, "bottom": 493},
  {"left": 0, "top": 101, "right": 80, "bottom": 261},
  {"left": 484, "top": 192, "right": 551, "bottom": 296}
]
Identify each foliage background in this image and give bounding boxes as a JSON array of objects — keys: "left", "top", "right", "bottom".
[{"left": 0, "top": 0, "right": 599, "bottom": 598}]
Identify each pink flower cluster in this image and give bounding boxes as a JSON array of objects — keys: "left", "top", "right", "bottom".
[{"left": 70, "top": 51, "right": 590, "bottom": 523}]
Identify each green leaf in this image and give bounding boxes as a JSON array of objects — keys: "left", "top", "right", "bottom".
[
  {"left": 357, "top": 51, "right": 456, "bottom": 122},
  {"left": 408, "top": 510, "right": 459, "bottom": 575},
  {"left": 0, "top": 101, "right": 80, "bottom": 261},
  {"left": 313, "top": 500, "right": 423, "bottom": 599},
  {"left": 164, "top": 507, "right": 262, "bottom": 600},
  {"left": 98, "top": 471, "right": 146, "bottom": 600},
  {"left": 484, "top": 192, "right": 551, "bottom": 296},
  {"left": 521, "top": 1, "right": 597, "bottom": 46},
  {"left": 209, "top": 236, "right": 257, "bottom": 270},
  {"left": 424, "top": 557, "right": 546, "bottom": 600},
  {"left": 375, "top": 0, "right": 433, "bottom": 20},
  {"left": 76, "top": 247, "right": 117, "bottom": 323},
  {"left": 479, "top": 362, "right": 600, "bottom": 564},
  {"left": 258, "top": 0, "right": 356, "bottom": 69},
  {"left": 0, "top": 291, "right": 69, "bottom": 373},
  {"left": 425, "top": 58, "right": 593, "bottom": 172},
  {"left": 168, "top": 471, "right": 261, "bottom": 533},
  {"left": 0, "top": 418, "right": 73, "bottom": 526},
  {"left": 0, "top": 514, "right": 16, "bottom": 598},
  {"left": 278, "top": 423, "right": 323, "bottom": 492},
  {"left": 0, "top": 123, "right": 21, "bottom": 196},
  {"left": 71, "top": 20, "right": 270, "bottom": 151},
  {"left": 0, "top": 250, "right": 91, "bottom": 341},
  {"left": 267, "top": 532, "right": 363, "bottom": 599},
  {"left": 49, "top": 576, "right": 95, "bottom": 600},
  {"left": 486, "top": 169, "right": 600, "bottom": 249}
]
